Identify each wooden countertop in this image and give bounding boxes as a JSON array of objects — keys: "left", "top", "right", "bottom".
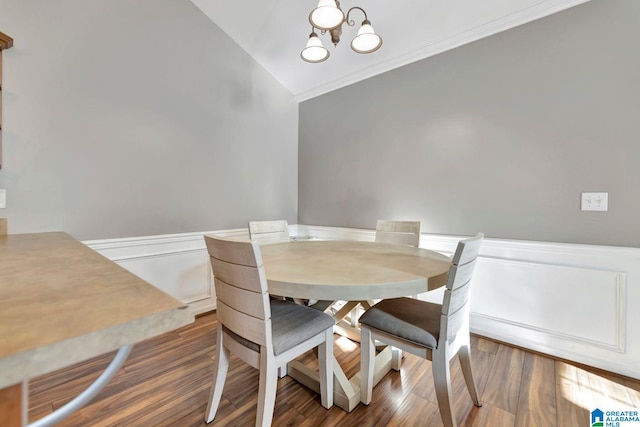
[{"left": 0, "top": 232, "right": 194, "bottom": 389}]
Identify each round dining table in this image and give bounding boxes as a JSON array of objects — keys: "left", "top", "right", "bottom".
[
  {"left": 259, "top": 239, "right": 452, "bottom": 412},
  {"left": 261, "top": 240, "right": 452, "bottom": 300}
]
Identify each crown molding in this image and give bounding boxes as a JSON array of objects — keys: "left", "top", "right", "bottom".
[{"left": 295, "top": 0, "right": 592, "bottom": 101}]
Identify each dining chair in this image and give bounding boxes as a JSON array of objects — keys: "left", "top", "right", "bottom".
[
  {"left": 248, "top": 220, "right": 290, "bottom": 245},
  {"left": 373, "top": 220, "right": 421, "bottom": 306},
  {"left": 203, "top": 235, "right": 335, "bottom": 427},
  {"left": 249, "top": 219, "right": 308, "bottom": 310},
  {"left": 334, "top": 221, "right": 422, "bottom": 334},
  {"left": 359, "top": 233, "right": 484, "bottom": 427},
  {"left": 375, "top": 220, "right": 421, "bottom": 247}
]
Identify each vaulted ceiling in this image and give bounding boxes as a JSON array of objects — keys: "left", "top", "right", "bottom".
[{"left": 191, "top": 0, "right": 590, "bottom": 101}]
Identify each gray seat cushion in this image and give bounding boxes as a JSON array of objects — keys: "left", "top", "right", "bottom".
[
  {"left": 224, "top": 300, "right": 335, "bottom": 356},
  {"left": 309, "top": 300, "right": 334, "bottom": 312},
  {"left": 359, "top": 297, "right": 442, "bottom": 349},
  {"left": 271, "top": 299, "right": 335, "bottom": 355}
]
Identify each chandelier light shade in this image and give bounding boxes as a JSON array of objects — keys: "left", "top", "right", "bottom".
[
  {"left": 351, "top": 20, "right": 382, "bottom": 54},
  {"left": 301, "top": 1, "right": 382, "bottom": 63},
  {"left": 300, "top": 31, "right": 330, "bottom": 63},
  {"left": 309, "top": 0, "right": 345, "bottom": 30}
]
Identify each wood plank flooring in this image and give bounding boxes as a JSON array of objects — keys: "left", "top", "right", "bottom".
[{"left": 28, "top": 311, "right": 640, "bottom": 426}]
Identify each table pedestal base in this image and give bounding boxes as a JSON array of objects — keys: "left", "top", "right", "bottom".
[
  {"left": 284, "top": 298, "right": 400, "bottom": 412},
  {"left": 286, "top": 345, "right": 394, "bottom": 412}
]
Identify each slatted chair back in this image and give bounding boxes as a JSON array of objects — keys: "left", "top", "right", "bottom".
[
  {"left": 375, "top": 220, "right": 421, "bottom": 247},
  {"left": 203, "top": 234, "right": 335, "bottom": 427},
  {"left": 248, "top": 220, "right": 290, "bottom": 245},
  {"left": 359, "top": 232, "right": 485, "bottom": 427},
  {"left": 440, "top": 233, "right": 484, "bottom": 342},
  {"left": 204, "top": 235, "right": 272, "bottom": 349}
]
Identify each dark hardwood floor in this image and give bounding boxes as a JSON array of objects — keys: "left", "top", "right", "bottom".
[{"left": 28, "top": 311, "right": 640, "bottom": 426}]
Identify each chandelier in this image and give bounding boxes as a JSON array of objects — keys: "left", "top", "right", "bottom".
[{"left": 301, "top": 0, "right": 382, "bottom": 63}]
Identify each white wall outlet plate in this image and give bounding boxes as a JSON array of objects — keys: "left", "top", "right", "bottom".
[
  {"left": 0, "top": 189, "right": 6, "bottom": 209},
  {"left": 581, "top": 192, "right": 608, "bottom": 211}
]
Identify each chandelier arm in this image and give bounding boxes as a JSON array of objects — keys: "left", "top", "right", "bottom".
[{"left": 345, "top": 6, "right": 367, "bottom": 27}]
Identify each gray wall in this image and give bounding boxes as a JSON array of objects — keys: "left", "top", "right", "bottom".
[
  {"left": 0, "top": 0, "right": 298, "bottom": 240},
  {"left": 299, "top": 0, "right": 640, "bottom": 247}
]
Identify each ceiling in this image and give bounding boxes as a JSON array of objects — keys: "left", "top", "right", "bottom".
[{"left": 191, "top": 0, "right": 590, "bottom": 101}]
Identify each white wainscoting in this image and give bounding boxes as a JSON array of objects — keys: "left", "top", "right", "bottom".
[
  {"left": 84, "top": 228, "right": 248, "bottom": 315},
  {"left": 85, "top": 225, "right": 640, "bottom": 380},
  {"left": 295, "top": 225, "right": 640, "bottom": 380}
]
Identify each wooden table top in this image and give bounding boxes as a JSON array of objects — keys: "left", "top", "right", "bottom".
[
  {"left": 261, "top": 240, "right": 452, "bottom": 301},
  {"left": 0, "top": 232, "right": 194, "bottom": 388}
]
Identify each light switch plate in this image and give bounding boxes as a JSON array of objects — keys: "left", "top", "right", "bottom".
[
  {"left": 0, "top": 189, "right": 5, "bottom": 209},
  {"left": 581, "top": 192, "right": 608, "bottom": 211}
]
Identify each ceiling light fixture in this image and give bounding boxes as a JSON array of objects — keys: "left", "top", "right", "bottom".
[{"left": 301, "top": 0, "right": 382, "bottom": 63}]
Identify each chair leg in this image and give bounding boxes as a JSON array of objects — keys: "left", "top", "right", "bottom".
[
  {"left": 360, "top": 327, "right": 375, "bottom": 405},
  {"left": 458, "top": 345, "right": 482, "bottom": 407},
  {"left": 317, "top": 329, "right": 334, "bottom": 409},
  {"left": 278, "top": 363, "right": 287, "bottom": 378},
  {"left": 391, "top": 347, "right": 402, "bottom": 371},
  {"left": 432, "top": 348, "right": 456, "bottom": 427},
  {"left": 256, "top": 351, "right": 278, "bottom": 427},
  {"left": 205, "top": 329, "right": 230, "bottom": 423}
]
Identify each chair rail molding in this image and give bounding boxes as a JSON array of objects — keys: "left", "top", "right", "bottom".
[{"left": 85, "top": 224, "right": 640, "bottom": 380}]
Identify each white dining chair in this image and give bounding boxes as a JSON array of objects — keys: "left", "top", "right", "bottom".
[
  {"left": 249, "top": 219, "right": 308, "bottom": 310},
  {"left": 203, "top": 235, "right": 335, "bottom": 427},
  {"left": 359, "top": 233, "right": 484, "bottom": 427},
  {"left": 375, "top": 220, "right": 421, "bottom": 247},
  {"left": 248, "top": 220, "right": 290, "bottom": 245},
  {"left": 329, "top": 221, "right": 423, "bottom": 334},
  {"left": 373, "top": 220, "right": 423, "bottom": 303}
]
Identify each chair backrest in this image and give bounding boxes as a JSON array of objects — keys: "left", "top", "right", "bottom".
[
  {"left": 204, "top": 235, "right": 272, "bottom": 349},
  {"left": 248, "top": 220, "right": 290, "bottom": 245},
  {"left": 440, "top": 233, "right": 484, "bottom": 341},
  {"left": 375, "top": 220, "right": 421, "bottom": 247}
]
